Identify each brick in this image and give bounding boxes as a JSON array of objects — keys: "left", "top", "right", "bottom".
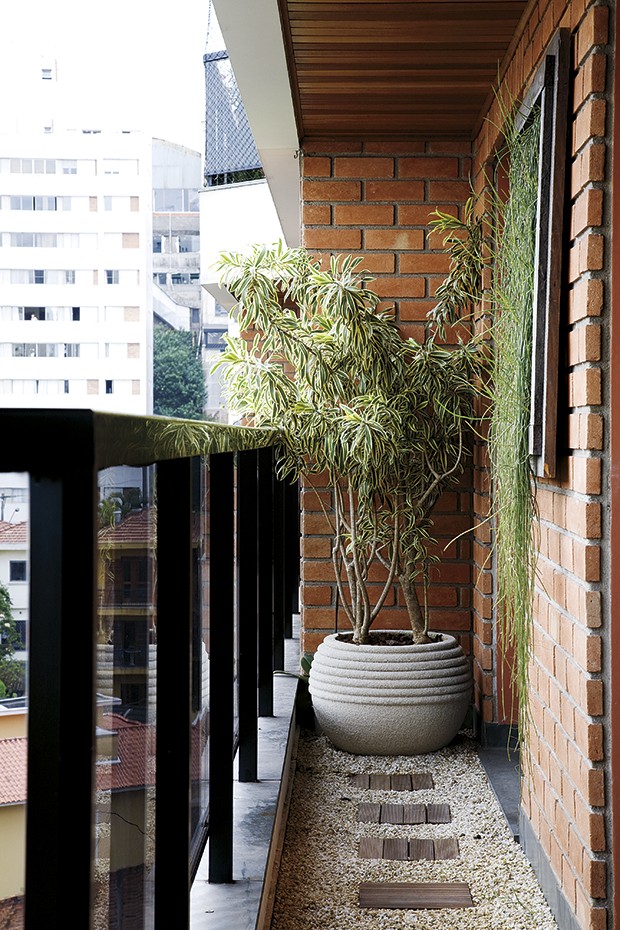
[
  {"left": 570, "top": 455, "right": 601, "bottom": 494},
  {"left": 569, "top": 367, "right": 602, "bottom": 407},
  {"left": 571, "top": 188, "right": 604, "bottom": 237},
  {"left": 576, "top": 6, "right": 609, "bottom": 66},
  {"left": 303, "top": 156, "right": 332, "bottom": 177},
  {"left": 365, "top": 179, "right": 425, "bottom": 201},
  {"left": 365, "top": 229, "right": 424, "bottom": 251},
  {"left": 399, "top": 204, "right": 456, "bottom": 226},
  {"left": 568, "top": 278, "right": 603, "bottom": 324},
  {"left": 428, "top": 180, "right": 472, "bottom": 202},
  {"left": 300, "top": 536, "right": 332, "bottom": 560},
  {"left": 581, "top": 234, "right": 605, "bottom": 272},
  {"left": 372, "top": 276, "right": 426, "bottom": 299},
  {"left": 399, "top": 252, "right": 452, "bottom": 274},
  {"left": 334, "top": 203, "right": 395, "bottom": 226},
  {"left": 399, "top": 157, "right": 460, "bottom": 179},
  {"left": 584, "top": 857, "right": 607, "bottom": 899},
  {"left": 568, "top": 323, "right": 601, "bottom": 364},
  {"left": 573, "top": 100, "right": 607, "bottom": 153},
  {"left": 302, "top": 179, "right": 361, "bottom": 202},
  {"left": 427, "top": 141, "right": 470, "bottom": 155},
  {"left": 334, "top": 157, "right": 394, "bottom": 178},
  {"left": 302, "top": 204, "right": 331, "bottom": 225},
  {"left": 303, "top": 228, "right": 362, "bottom": 251}
]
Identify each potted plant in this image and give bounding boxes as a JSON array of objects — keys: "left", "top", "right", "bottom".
[{"left": 215, "top": 242, "right": 481, "bottom": 754}]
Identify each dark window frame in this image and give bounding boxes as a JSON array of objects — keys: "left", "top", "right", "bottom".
[{"left": 516, "top": 29, "right": 570, "bottom": 479}]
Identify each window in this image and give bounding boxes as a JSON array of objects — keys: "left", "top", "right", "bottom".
[
  {"left": 153, "top": 236, "right": 163, "bottom": 253},
  {"left": 9, "top": 561, "right": 27, "bottom": 582},
  {"left": 122, "top": 232, "right": 139, "bottom": 249},
  {"left": 106, "top": 270, "right": 119, "bottom": 285},
  {"left": 34, "top": 270, "right": 45, "bottom": 284},
  {"left": 65, "top": 270, "right": 76, "bottom": 284},
  {"left": 204, "top": 328, "right": 227, "bottom": 351},
  {"left": 105, "top": 380, "right": 113, "bottom": 394},
  {"left": 64, "top": 344, "right": 80, "bottom": 358},
  {"left": 72, "top": 307, "right": 80, "bottom": 322},
  {"left": 520, "top": 30, "right": 570, "bottom": 479},
  {"left": 41, "top": 68, "right": 52, "bottom": 80}
]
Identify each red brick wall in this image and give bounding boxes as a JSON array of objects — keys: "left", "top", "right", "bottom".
[
  {"left": 471, "top": 3, "right": 611, "bottom": 929},
  {"left": 299, "top": 140, "right": 474, "bottom": 656}
]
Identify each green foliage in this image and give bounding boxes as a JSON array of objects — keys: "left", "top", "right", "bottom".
[
  {"left": 215, "top": 242, "right": 483, "bottom": 644},
  {"left": 430, "top": 97, "right": 541, "bottom": 749},
  {"left": 0, "top": 583, "right": 25, "bottom": 697},
  {"left": 0, "top": 582, "right": 19, "bottom": 659},
  {"left": 488, "top": 102, "right": 541, "bottom": 744},
  {"left": 153, "top": 325, "right": 207, "bottom": 420}
]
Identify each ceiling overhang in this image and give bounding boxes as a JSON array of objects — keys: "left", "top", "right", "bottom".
[{"left": 211, "top": 0, "right": 530, "bottom": 239}]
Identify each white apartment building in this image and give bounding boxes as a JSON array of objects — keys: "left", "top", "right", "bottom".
[{"left": 0, "top": 130, "right": 153, "bottom": 414}]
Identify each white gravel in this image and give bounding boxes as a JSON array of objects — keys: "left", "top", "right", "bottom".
[{"left": 270, "top": 729, "right": 559, "bottom": 930}]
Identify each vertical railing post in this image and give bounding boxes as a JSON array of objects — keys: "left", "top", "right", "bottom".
[
  {"left": 272, "top": 469, "right": 286, "bottom": 673},
  {"left": 257, "top": 446, "right": 274, "bottom": 717},
  {"left": 208, "top": 451, "right": 235, "bottom": 882},
  {"left": 26, "top": 442, "right": 96, "bottom": 929},
  {"left": 237, "top": 449, "right": 259, "bottom": 782},
  {"left": 285, "top": 479, "right": 300, "bottom": 623},
  {"left": 155, "top": 456, "right": 193, "bottom": 929}
]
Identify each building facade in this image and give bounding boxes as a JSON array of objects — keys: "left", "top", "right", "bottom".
[{"left": 0, "top": 130, "right": 153, "bottom": 414}]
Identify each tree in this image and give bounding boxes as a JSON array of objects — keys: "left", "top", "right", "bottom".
[
  {"left": 0, "top": 582, "right": 25, "bottom": 697},
  {"left": 152, "top": 324, "right": 207, "bottom": 420}
]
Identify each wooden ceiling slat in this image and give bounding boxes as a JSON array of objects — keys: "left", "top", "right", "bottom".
[{"left": 280, "top": 0, "right": 529, "bottom": 141}]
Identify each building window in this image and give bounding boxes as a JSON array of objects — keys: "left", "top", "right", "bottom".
[
  {"left": 153, "top": 236, "right": 162, "bottom": 253},
  {"left": 41, "top": 68, "right": 52, "bottom": 80},
  {"left": 105, "top": 270, "right": 119, "bottom": 285},
  {"left": 204, "top": 328, "right": 228, "bottom": 351},
  {"left": 72, "top": 307, "right": 80, "bottom": 321},
  {"left": 122, "top": 232, "right": 139, "bottom": 248},
  {"left": 9, "top": 561, "right": 27, "bottom": 582},
  {"left": 105, "top": 380, "right": 113, "bottom": 394},
  {"left": 34, "top": 270, "right": 45, "bottom": 284}
]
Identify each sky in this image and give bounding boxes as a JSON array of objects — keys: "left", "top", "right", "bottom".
[{"left": 0, "top": 0, "right": 211, "bottom": 153}]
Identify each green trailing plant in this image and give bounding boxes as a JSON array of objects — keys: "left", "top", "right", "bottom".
[
  {"left": 215, "top": 242, "right": 482, "bottom": 645},
  {"left": 488, "top": 102, "right": 541, "bottom": 741},
  {"left": 430, "top": 97, "right": 541, "bottom": 746}
]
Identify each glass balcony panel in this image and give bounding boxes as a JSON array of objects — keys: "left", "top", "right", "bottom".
[
  {"left": 190, "top": 457, "right": 209, "bottom": 863},
  {"left": 0, "top": 472, "right": 28, "bottom": 928},
  {"left": 95, "top": 465, "right": 156, "bottom": 930}
]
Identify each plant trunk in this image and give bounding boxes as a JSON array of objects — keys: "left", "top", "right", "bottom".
[{"left": 399, "top": 569, "right": 431, "bottom": 644}]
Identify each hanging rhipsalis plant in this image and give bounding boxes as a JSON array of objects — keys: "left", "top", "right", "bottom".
[
  {"left": 488, "top": 102, "right": 541, "bottom": 742},
  {"left": 214, "top": 242, "right": 483, "bottom": 645},
  {"left": 430, "top": 98, "right": 541, "bottom": 746}
]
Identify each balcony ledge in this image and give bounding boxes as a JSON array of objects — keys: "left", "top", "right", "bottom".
[{"left": 190, "top": 627, "right": 300, "bottom": 930}]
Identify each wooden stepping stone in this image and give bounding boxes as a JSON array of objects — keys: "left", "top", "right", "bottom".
[
  {"left": 358, "top": 837, "right": 460, "bottom": 861},
  {"left": 408, "top": 838, "right": 435, "bottom": 861},
  {"left": 402, "top": 803, "right": 426, "bottom": 824},
  {"left": 349, "top": 773, "right": 434, "bottom": 790},
  {"left": 359, "top": 881, "right": 474, "bottom": 909},
  {"left": 358, "top": 802, "right": 381, "bottom": 823},
  {"left": 383, "top": 837, "right": 409, "bottom": 860},
  {"left": 380, "top": 803, "right": 404, "bottom": 824},
  {"left": 358, "top": 836, "right": 385, "bottom": 859},
  {"left": 427, "top": 803, "right": 451, "bottom": 824},
  {"left": 358, "top": 802, "right": 452, "bottom": 824}
]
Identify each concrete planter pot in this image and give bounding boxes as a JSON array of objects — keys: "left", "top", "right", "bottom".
[{"left": 308, "top": 632, "right": 472, "bottom": 755}]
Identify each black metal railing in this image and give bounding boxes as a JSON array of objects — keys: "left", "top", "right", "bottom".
[{"left": 0, "top": 409, "right": 299, "bottom": 930}]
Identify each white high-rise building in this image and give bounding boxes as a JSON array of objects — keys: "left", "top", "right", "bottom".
[{"left": 0, "top": 129, "right": 153, "bottom": 414}]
